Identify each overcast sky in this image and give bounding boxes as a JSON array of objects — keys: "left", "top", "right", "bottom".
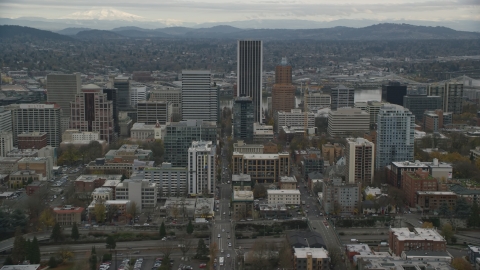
[{"left": 1, "top": 0, "right": 479, "bottom": 23}]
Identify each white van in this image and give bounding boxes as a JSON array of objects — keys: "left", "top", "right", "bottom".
[{"left": 351, "top": 239, "right": 358, "bottom": 242}]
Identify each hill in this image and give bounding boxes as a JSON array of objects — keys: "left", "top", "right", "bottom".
[
  {"left": 75, "top": 29, "right": 127, "bottom": 40},
  {"left": 57, "top": 27, "right": 92, "bottom": 35},
  {"left": 0, "top": 25, "right": 73, "bottom": 41}
]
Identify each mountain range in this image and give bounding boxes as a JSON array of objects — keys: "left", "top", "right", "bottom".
[{"left": 1, "top": 24, "right": 480, "bottom": 41}]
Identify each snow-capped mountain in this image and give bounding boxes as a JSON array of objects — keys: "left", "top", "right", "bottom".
[{"left": 60, "top": 8, "right": 145, "bottom": 21}]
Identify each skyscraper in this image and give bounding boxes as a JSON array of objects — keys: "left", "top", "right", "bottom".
[
  {"left": 375, "top": 104, "right": 415, "bottom": 170},
  {"left": 331, "top": 85, "right": 355, "bottom": 110},
  {"left": 103, "top": 88, "right": 119, "bottom": 133},
  {"left": 233, "top": 97, "right": 254, "bottom": 142},
  {"left": 237, "top": 40, "right": 263, "bottom": 122},
  {"left": 428, "top": 82, "right": 464, "bottom": 114},
  {"left": 345, "top": 137, "right": 374, "bottom": 185},
  {"left": 403, "top": 95, "right": 442, "bottom": 120},
  {"left": 113, "top": 76, "right": 131, "bottom": 110},
  {"left": 272, "top": 57, "right": 295, "bottom": 114},
  {"left": 181, "top": 70, "right": 219, "bottom": 122},
  {"left": 382, "top": 81, "right": 407, "bottom": 106},
  {"left": 187, "top": 141, "right": 216, "bottom": 195},
  {"left": 137, "top": 100, "right": 172, "bottom": 125},
  {"left": 46, "top": 73, "right": 81, "bottom": 132},
  {"left": 70, "top": 84, "right": 114, "bottom": 143}
]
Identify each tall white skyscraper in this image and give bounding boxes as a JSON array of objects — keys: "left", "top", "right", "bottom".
[
  {"left": 46, "top": 73, "right": 81, "bottom": 118},
  {"left": 237, "top": 40, "right": 263, "bottom": 122},
  {"left": 187, "top": 141, "right": 216, "bottom": 195},
  {"left": 181, "top": 70, "right": 218, "bottom": 122},
  {"left": 375, "top": 104, "right": 415, "bottom": 172}
]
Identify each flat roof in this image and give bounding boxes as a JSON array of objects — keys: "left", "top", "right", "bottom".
[
  {"left": 280, "top": 176, "right": 297, "bottom": 183},
  {"left": 416, "top": 191, "right": 456, "bottom": 196},
  {"left": 267, "top": 189, "right": 301, "bottom": 195},
  {"left": 294, "top": 247, "right": 329, "bottom": 259},
  {"left": 233, "top": 190, "right": 254, "bottom": 201},
  {"left": 390, "top": 227, "right": 445, "bottom": 242},
  {"left": 76, "top": 175, "right": 123, "bottom": 182}
]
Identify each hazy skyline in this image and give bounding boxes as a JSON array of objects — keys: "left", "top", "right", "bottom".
[{"left": 1, "top": 0, "right": 479, "bottom": 24}]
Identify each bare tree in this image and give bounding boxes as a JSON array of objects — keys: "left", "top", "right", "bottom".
[
  {"left": 208, "top": 242, "right": 219, "bottom": 270},
  {"left": 179, "top": 238, "right": 192, "bottom": 261}
]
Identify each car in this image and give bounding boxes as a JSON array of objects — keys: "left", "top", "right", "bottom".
[
  {"left": 222, "top": 229, "right": 225, "bottom": 232},
  {"left": 227, "top": 254, "right": 230, "bottom": 258},
  {"left": 218, "top": 234, "right": 221, "bottom": 238},
  {"left": 223, "top": 212, "right": 226, "bottom": 215},
  {"left": 199, "top": 263, "right": 207, "bottom": 268},
  {"left": 162, "top": 237, "right": 167, "bottom": 241},
  {"left": 228, "top": 242, "right": 232, "bottom": 247},
  {"left": 227, "top": 235, "right": 230, "bottom": 239},
  {"left": 221, "top": 249, "right": 224, "bottom": 253}
]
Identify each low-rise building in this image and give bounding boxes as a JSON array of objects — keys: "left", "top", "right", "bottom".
[
  {"left": 267, "top": 189, "right": 301, "bottom": 205},
  {"left": 287, "top": 231, "right": 327, "bottom": 249},
  {"left": 52, "top": 205, "right": 84, "bottom": 226},
  {"left": 194, "top": 198, "right": 215, "bottom": 219},
  {"left": 388, "top": 227, "right": 447, "bottom": 256},
  {"left": 401, "top": 250, "right": 452, "bottom": 263},
  {"left": 279, "top": 176, "right": 297, "bottom": 190},
  {"left": 322, "top": 143, "right": 345, "bottom": 165},
  {"left": 302, "top": 148, "right": 324, "bottom": 179},
  {"left": 253, "top": 123, "right": 274, "bottom": 143},
  {"left": 258, "top": 203, "right": 288, "bottom": 219},
  {"left": 75, "top": 174, "right": 122, "bottom": 193},
  {"left": 293, "top": 247, "right": 330, "bottom": 270},
  {"left": 322, "top": 177, "right": 361, "bottom": 215},
  {"left": 105, "top": 144, "right": 153, "bottom": 163},
  {"left": 468, "top": 245, "right": 480, "bottom": 266},
  {"left": 402, "top": 169, "right": 438, "bottom": 207},
  {"left": 17, "top": 156, "right": 53, "bottom": 181},
  {"left": 115, "top": 178, "right": 157, "bottom": 210},
  {"left": 232, "top": 174, "right": 252, "bottom": 191},
  {"left": 232, "top": 190, "right": 254, "bottom": 220},
  {"left": 233, "top": 140, "right": 264, "bottom": 154},
  {"left": 164, "top": 197, "right": 196, "bottom": 219},
  {"left": 232, "top": 152, "right": 290, "bottom": 183},
  {"left": 275, "top": 109, "right": 315, "bottom": 133},
  {"left": 105, "top": 200, "right": 131, "bottom": 218},
  {"left": 17, "top": 131, "right": 48, "bottom": 150},
  {"left": 0, "top": 157, "right": 20, "bottom": 174},
  {"left": 415, "top": 191, "right": 457, "bottom": 213},
  {"left": 9, "top": 170, "right": 40, "bottom": 188},
  {"left": 26, "top": 181, "right": 44, "bottom": 196},
  {"left": 345, "top": 244, "right": 373, "bottom": 261},
  {"left": 92, "top": 187, "right": 113, "bottom": 201},
  {"left": 357, "top": 256, "right": 454, "bottom": 270}
]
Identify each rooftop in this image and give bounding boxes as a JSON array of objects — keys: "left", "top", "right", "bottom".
[
  {"left": 346, "top": 244, "right": 373, "bottom": 253},
  {"left": 280, "top": 176, "right": 297, "bottom": 183},
  {"left": 52, "top": 205, "right": 84, "bottom": 214},
  {"left": 359, "top": 256, "right": 454, "bottom": 270},
  {"left": 416, "top": 191, "right": 456, "bottom": 196},
  {"left": 76, "top": 175, "right": 123, "bottom": 182},
  {"left": 294, "top": 247, "right": 329, "bottom": 259},
  {"left": 232, "top": 174, "right": 252, "bottom": 182},
  {"left": 233, "top": 190, "right": 254, "bottom": 201},
  {"left": 236, "top": 152, "right": 289, "bottom": 159},
  {"left": 267, "top": 189, "right": 301, "bottom": 195},
  {"left": 390, "top": 228, "right": 445, "bottom": 242}
]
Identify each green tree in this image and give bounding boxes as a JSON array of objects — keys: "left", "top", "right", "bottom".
[
  {"left": 94, "top": 203, "right": 106, "bottom": 223},
  {"left": 39, "top": 208, "right": 55, "bottom": 230},
  {"left": 51, "top": 223, "right": 63, "bottom": 243},
  {"left": 195, "top": 239, "right": 208, "bottom": 259},
  {"left": 11, "top": 228, "right": 26, "bottom": 264},
  {"left": 438, "top": 202, "right": 450, "bottom": 216},
  {"left": 89, "top": 246, "right": 97, "bottom": 270},
  {"left": 25, "top": 239, "right": 32, "bottom": 263},
  {"left": 441, "top": 223, "right": 454, "bottom": 243},
  {"left": 467, "top": 202, "right": 480, "bottom": 228},
  {"left": 3, "top": 256, "right": 13, "bottom": 265},
  {"left": 455, "top": 198, "right": 471, "bottom": 218},
  {"left": 71, "top": 222, "right": 80, "bottom": 241},
  {"left": 159, "top": 221, "right": 166, "bottom": 238},
  {"left": 186, "top": 220, "right": 194, "bottom": 235},
  {"left": 48, "top": 257, "right": 58, "bottom": 268},
  {"left": 105, "top": 235, "right": 116, "bottom": 250},
  {"left": 30, "top": 237, "right": 41, "bottom": 264}
]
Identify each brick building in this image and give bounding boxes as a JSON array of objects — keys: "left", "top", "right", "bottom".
[
  {"left": 17, "top": 132, "right": 48, "bottom": 150},
  {"left": 416, "top": 191, "right": 457, "bottom": 213},
  {"left": 402, "top": 169, "right": 438, "bottom": 207},
  {"left": 26, "top": 181, "right": 45, "bottom": 196},
  {"left": 75, "top": 174, "right": 122, "bottom": 193},
  {"left": 388, "top": 227, "right": 446, "bottom": 256},
  {"left": 52, "top": 205, "right": 84, "bottom": 226}
]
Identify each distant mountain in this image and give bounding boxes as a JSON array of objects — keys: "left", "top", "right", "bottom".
[
  {"left": 0, "top": 25, "right": 73, "bottom": 41},
  {"left": 75, "top": 29, "right": 126, "bottom": 40},
  {"left": 60, "top": 8, "right": 144, "bottom": 21},
  {"left": 57, "top": 27, "right": 92, "bottom": 35}
]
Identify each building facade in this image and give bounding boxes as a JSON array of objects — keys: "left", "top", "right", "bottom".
[
  {"left": 115, "top": 178, "right": 157, "bottom": 210},
  {"left": 113, "top": 76, "right": 131, "bottom": 109},
  {"left": 382, "top": 81, "right": 407, "bottom": 106},
  {"left": 232, "top": 190, "right": 254, "bottom": 220},
  {"left": 275, "top": 109, "right": 315, "bottom": 133},
  {"left": 0, "top": 131, "right": 13, "bottom": 157},
  {"left": 321, "top": 143, "right": 345, "bottom": 165},
  {"left": 272, "top": 57, "right": 295, "bottom": 113},
  {"left": 345, "top": 138, "right": 374, "bottom": 185},
  {"left": 327, "top": 108, "right": 370, "bottom": 137},
  {"left": 322, "top": 177, "right": 361, "bottom": 215},
  {"left": 233, "top": 140, "right": 263, "bottom": 154},
  {"left": 402, "top": 169, "right": 438, "bottom": 207},
  {"left": 416, "top": 191, "right": 457, "bottom": 213},
  {"left": 232, "top": 152, "right": 290, "bottom": 183},
  {"left": 375, "top": 105, "right": 415, "bottom": 169},
  {"left": 149, "top": 87, "right": 182, "bottom": 120},
  {"left": 423, "top": 110, "right": 453, "bottom": 132},
  {"left": 267, "top": 189, "right": 301, "bottom": 205},
  {"left": 46, "top": 73, "right": 81, "bottom": 119},
  {"left": 129, "top": 83, "right": 147, "bottom": 108},
  {"left": 187, "top": 141, "right": 216, "bottom": 195},
  {"left": 306, "top": 92, "right": 331, "bottom": 111},
  {"left": 403, "top": 95, "right": 442, "bottom": 120},
  {"left": 136, "top": 100, "right": 172, "bottom": 125},
  {"left": 388, "top": 227, "right": 446, "bottom": 256},
  {"left": 181, "top": 70, "right": 219, "bottom": 122},
  {"left": 143, "top": 163, "right": 188, "bottom": 197},
  {"left": 233, "top": 97, "right": 254, "bottom": 142},
  {"left": 17, "top": 132, "right": 47, "bottom": 150},
  {"left": 331, "top": 85, "right": 354, "bottom": 110},
  {"left": 237, "top": 40, "right": 263, "bottom": 122},
  {"left": 428, "top": 82, "right": 464, "bottom": 114},
  {"left": 52, "top": 205, "right": 84, "bottom": 226}
]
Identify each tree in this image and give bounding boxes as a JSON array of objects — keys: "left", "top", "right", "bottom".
[
  {"left": 455, "top": 198, "right": 471, "bottom": 218},
  {"left": 468, "top": 202, "right": 480, "bottom": 228},
  {"left": 3, "top": 256, "right": 13, "bottom": 265},
  {"left": 57, "top": 246, "right": 74, "bottom": 263},
  {"left": 441, "top": 223, "right": 454, "bottom": 243},
  {"left": 11, "top": 228, "right": 26, "bottom": 264},
  {"left": 422, "top": 222, "right": 434, "bottom": 228},
  {"left": 438, "top": 202, "right": 450, "bottom": 216},
  {"left": 89, "top": 247, "right": 97, "bottom": 270},
  {"left": 313, "top": 181, "right": 322, "bottom": 194},
  {"left": 126, "top": 201, "right": 139, "bottom": 222},
  {"left": 179, "top": 239, "right": 192, "bottom": 260},
  {"left": 333, "top": 202, "right": 342, "bottom": 215},
  {"left": 94, "top": 203, "right": 106, "bottom": 224},
  {"left": 48, "top": 257, "right": 58, "bottom": 268},
  {"left": 159, "top": 221, "right": 166, "bottom": 238},
  {"left": 51, "top": 223, "right": 63, "bottom": 243},
  {"left": 278, "top": 240, "right": 293, "bottom": 269},
  {"left": 71, "top": 222, "right": 80, "bottom": 241},
  {"left": 195, "top": 239, "right": 208, "bottom": 259},
  {"left": 253, "top": 184, "right": 267, "bottom": 198},
  {"left": 186, "top": 220, "right": 194, "bottom": 235},
  {"left": 451, "top": 257, "right": 473, "bottom": 270},
  {"left": 39, "top": 208, "right": 56, "bottom": 230},
  {"left": 30, "top": 237, "right": 41, "bottom": 264},
  {"left": 106, "top": 235, "right": 116, "bottom": 250},
  {"left": 366, "top": 194, "right": 376, "bottom": 201}
]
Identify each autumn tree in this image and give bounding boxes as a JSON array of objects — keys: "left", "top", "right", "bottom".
[
  {"left": 208, "top": 242, "right": 219, "bottom": 270},
  {"left": 422, "top": 222, "right": 434, "bottom": 228},
  {"left": 451, "top": 257, "right": 473, "bottom": 270},
  {"left": 126, "top": 201, "right": 139, "bottom": 222},
  {"left": 441, "top": 223, "right": 454, "bottom": 243},
  {"left": 94, "top": 203, "right": 106, "bottom": 224},
  {"left": 57, "top": 246, "right": 74, "bottom": 264},
  {"left": 39, "top": 208, "right": 55, "bottom": 230}
]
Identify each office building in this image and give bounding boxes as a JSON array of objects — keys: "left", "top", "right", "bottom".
[
  {"left": 305, "top": 92, "right": 331, "bottom": 111},
  {"left": 187, "top": 141, "right": 216, "bottom": 195},
  {"left": 403, "top": 95, "right": 442, "bottom": 120},
  {"left": 0, "top": 107, "right": 12, "bottom": 132},
  {"left": 129, "top": 83, "right": 147, "bottom": 108},
  {"left": 136, "top": 100, "right": 172, "bottom": 125},
  {"left": 17, "top": 132, "right": 47, "bottom": 150},
  {"left": 423, "top": 110, "right": 453, "bottom": 132},
  {"left": 0, "top": 131, "right": 13, "bottom": 157},
  {"left": 267, "top": 189, "right": 301, "bottom": 205},
  {"left": 232, "top": 174, "right": 252, "bottom": 191},
  {"left": 253, "top": 123, "right": 274, "bottom": 143},
  {"left": 389, "top": 227, "right": 446, "bottom": 256},
  {"left": 416, "top": 191, "right": 457, "bottom": 213},
  {"left": 321, "top": 143, "right": 345, "bottom": 165},
  {"left": 105, "top": 144, "right": 152, "bottom": 163},
  {"left": 233, "top": 140, "right": 263, "bottom": 154},
  {"left": 142, "top": 163, "right": 188, "bottom": 197},
  {"left": 113, "top": 76, "right": 131, "bottom": 109},
  {"left": 302, "top": 149, "right": 324, "bottom": 179},
  {"left": 233, "top": 97, "right": 254, "bottom": 142},
  {"left": 279, "top": 176, "right": 298, "bottom": 190},
  {"left": 181, "top": 70, "right": 219, "bottom": 122},
  {"left": 74, "top": 174, "right": 122, "bottom": 193},
  {"left": 52, "top": 205, "right": 84, "bottom": 226},
  {"left": 70, "top": 84, "right": 114, "bottom": 143},
  {"left": 115, "top": 178, "right": 157, "bottom": 210},
  {"left": 9, "top": 170, "right": 40, "bottom": 189},
  {"left": 10, "top": 103, "right": 62, "bottom": 147},
  {"left": 232, "top": 152, "right": 290, "bottom": 183},
  {"left": 46, "top": 73, "right": 81, "bottom": 119},
  {"left": 402, "top": 169, "right": 438, "bottom": 207},
  {"left": 232, "top": 190, "right": 254, "bottom": 220},
  {"left": 331, "top": 85, "right": 354, "bottom": 110},
  {"left": 103, "top": 88, "right": 119, "bottom": 133},
  {"left": 149, "top": 86, "right": 182, "bottom": 120},
  {"left": 275, "top": 109, "right": 315, "bottom": 133},
  {"left": 293, "top": 247, "right": 330, "bottom": 270},
  {"left": 17, "top": 156, "right": 53, "bottom": 181},
  {"left": 237, "top": 40, "right": 263, "bottom": 122},
  {"left": 428, "top": 82, "right": 464, "bottom": 114},
  {"left": 375, "top": 105, "right": 415, "bottom": 169},
  {"left": 327, "top": 107, "right": 370, "bottom": 137},
  {"left": 322, "top": 177, "right": 361, "bottom": 215},
  {"left": 382, "top": 81, "right": 407, "bottom": 106},
  {"left": 272, "top": 57, "right": 295, "bottom": 113},
  {"left": 345, "top": 138, "right": 374, "bottom": 185},
  {"left": 164, "top": 120, "right": 217, "bottom": 167},
  {"left": 366, "top": 101, "right": 382, "bottom": 126},
  {"left": 354, "top": 102, "right": 368, "bottom": 111}
]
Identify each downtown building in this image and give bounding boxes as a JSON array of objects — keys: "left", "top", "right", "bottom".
[
  {"left": 232, "top": 152, "right": 290, "bottom": 184},
  {"left": 382, "top": 81, "right": 407, "bottom": 106},
  {"left": 149, "top": 86, "right": 182, "bottom": 121},
  {"left": 9, "top": 103, "right": 62, "bottom": 147},
  {"left": 271, "top": 57, "right": 295, "bottom": 114},
  {"left": 70, "top": 84, "right": 114, "bottom": 144},
  {"left": 428, "top": 82, "right": 464, "bottom": 114},
  {"left": 275, "top": 109, "right": 315, "bottom": 133},
  {"left": 237, "top": 40, "right": 263, "bottom": 122},
  {"left": 46, "top": 73, "right": 81, "bottom": 132},
  {"left": 305, "top": 92, "right": 331, "bottom": 111},
  {"left": 181, "top": 70, "right": 219, "bottom": 122},
  {"left": 375, "top": 104, "right": 415, "bottom": 170},
  {"left": 345, "top": 138, "right": 374, "bottom": 185},
  {"left": 327, "top": 107, "right": 370, "bottom": 137},
  {"left": 331, "top": 85, "right": 354, "bottom": 110},
  {"left": 403, "top": 95, "right": 442, "bottom": 120},
  {"left": 142, "top": 163, "right": 188, "bottom": 197},
  {"left": 136, "top": 100, "right": 172, "bottom": 125},
  {"left": 187, "top": 141, "right": 216, "bottom": 195},
  {"left": 322, "top": 177, "right": 361, "bottom": 215},
  {"left": 112, "top": 76, "right": 131, "bottom": 109},
  {"left": 233, "top": 96, "right": 254, "bottom": 142},
  {"left": 163, "top": 120, "right": 217, "bottom": 167}
]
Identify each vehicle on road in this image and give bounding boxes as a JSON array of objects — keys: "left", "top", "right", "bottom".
[
  {"left": 302, "top": 201, "right": 305, "bottom": 205},
  {"left": 218, "top": 234, "right": 221, "bottom": 238},
  {"left": 227, "top": 254, "right": 230, "bottom": 258},
  {"left": 219, "top": 257, "right": 224, "bottom": 266}
]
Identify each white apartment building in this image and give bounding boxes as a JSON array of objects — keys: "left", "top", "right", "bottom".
[
  {"left": 142, "top": 163, "right": 188, "bottom": 197},
  {"left": 267, "top": 189, "right": 301, "bottom": 205},
  {"left": 327, "top": 107, "right": 370, "bottom": 137},
  {"left": 253, "top": 123, "right": 274, "bottom": 143},
  {"left": 129, "top": 83, "right": 147, "bottom": 108},
  {"left": 115, "top": 178, "right": 157, "bottom": 210},
  {"left": 0, "top": 131, "right": 13, "bottom": 157},
  {"left": 188, "top": 141, "right": 216, "bottom": 195},
  {"left": 275, "top": 109, "right": 315, "bottom": 133}
]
